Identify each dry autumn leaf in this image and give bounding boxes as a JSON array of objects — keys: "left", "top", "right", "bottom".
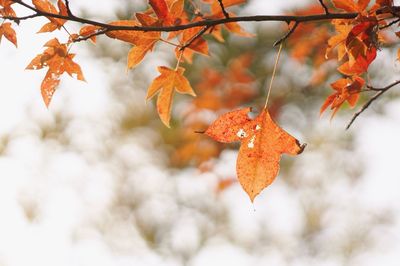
[
  {"left": 26, "top": 38, "right": 85, "bottom": 107},
  {"left": 205, "top": 108, "right": 305, "bottom": 201},
  {"left": 146, "top": 66, "right": 196, "bottom": 127}
]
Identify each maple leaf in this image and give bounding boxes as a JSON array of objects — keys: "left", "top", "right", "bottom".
[
  {"left": 0, "top": 22, "right": 17, "bottom": 47},
  {"left": 26, "top": 38, "right": 84, "bottom": 107},
  {"left": 146, "top": 66, "right": 196, "bottom": 127},
  {"left": 320, "top": 76, "right": 365, "bottom": 117},
  {"left": 205, "top": 108, "right": 305, "bottom": 201},
  {"left": 32, "top": 0, "right": 68, "bottom": 33}
]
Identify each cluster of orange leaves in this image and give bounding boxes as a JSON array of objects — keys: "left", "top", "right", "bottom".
[
  {"left": 320, "top": 0, "right": 389, "bottom": 117},
  {"left": 289, "top": 0, "right": 394, "bottom": 118},
  {"left": 1, "top": 0, "right": 399, "bottom": 201},
  {"left": 1, "top": 0, "right": 249, "bottom": 125}
]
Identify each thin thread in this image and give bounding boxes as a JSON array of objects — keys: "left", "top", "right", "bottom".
[{"left": 264, "top": 42, "right": 283, "bottom": 109}]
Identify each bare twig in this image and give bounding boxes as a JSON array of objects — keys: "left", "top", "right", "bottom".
[
  {"left": 217, "top": 0, "right": 230, "bottom": 19},
  {"left": 274, "top": 21, "right": 299, "bottom": 46},
  {"left": 346, "top": 80, "right": 400, "bottom": 129},
  {"left": 318, "top": 0, "right": 330, "bottom": 14},
  {"left": 1, "top": 13, "right": 41, "bottom": 22}
]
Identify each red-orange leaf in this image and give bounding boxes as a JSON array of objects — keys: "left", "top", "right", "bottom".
[
  {"left": 205, "top": 108, "right": 305, "bottom": 201},
  {"left": 146, "top": 66, "right": 196, "bottom": 127},
  {"left": 0, "top": 22, "right": 17, "bottom": 47},
  {"left": 332, "top": 0, "right": 359, "bottom": 12},
  {"left": 320, "top": 76, "right": 365, "bottom": 117},
  {"left": 149, "top": 0, "right": 169, "bottom": 21}
]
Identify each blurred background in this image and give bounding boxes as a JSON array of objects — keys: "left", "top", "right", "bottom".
[{"left": 1, "top": 0, "right": 400, "bottom": 265}]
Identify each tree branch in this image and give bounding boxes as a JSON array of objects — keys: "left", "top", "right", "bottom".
[
  {"left": 346, "top": 80, "right": 400, "bottom": 129},
  {"left": 6, "top": 0, "right": 362, "bottom": 35}
]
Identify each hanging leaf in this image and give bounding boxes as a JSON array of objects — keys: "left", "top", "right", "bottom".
[{"left": 205, "top": 108, "right": 305, "bottom": 201}]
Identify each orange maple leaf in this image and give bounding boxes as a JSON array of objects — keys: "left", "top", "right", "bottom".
[
  {"left": 320, "top": 76, "right": 365, "bottom": 117},
  {"left": 205, "top": 108, "right": 305, "bottom": 201},
  {"left": 32, "top": 0, "right": 68, "bottom": 33},
  {"left": 26, "top": 38, "right": 85, "bottom": 107},
  {"left": 146, "top": 66, "right": 196, "bottom": 127},
  {"left": 0, "top": 22, "right": 17, "bottom": 47}
]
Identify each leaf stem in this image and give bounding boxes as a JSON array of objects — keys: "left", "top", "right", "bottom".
[
  {"left": 264, "top": 42, "right": 283, "bottom": 110},
  {"left": 175, "top": 50, "right": 184, "bottom": 71}
]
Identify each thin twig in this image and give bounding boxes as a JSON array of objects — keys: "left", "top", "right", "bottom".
[
  {"left": 64, "top": 0, "right": 74, "bottom": 17},
  {"left": 217, "top": 0, "right": 230, "bottom": 19},
  {"left": 274, "top": 21, "right": 299, "bottom": 47},
  {"left": 1, "top": 13, "right": 41, "bottom": 22},
  {"left": 73, "top": 28, "right": 108, "bottom": 42},
  {"left": 379, "top": 18, "right": 400, "bottom": 29},
  {"left": 180, "top": 25, "right": 210, "bottom": 51},
  {"left": 346, "top": 80, "right": 400, "bottom": 129},
  {"left": 318, "top": 0, "right": 330, "bottom": 14}
]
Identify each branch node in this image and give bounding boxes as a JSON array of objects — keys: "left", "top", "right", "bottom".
[{"left": 274, "top": 22, "right": 299, "bottom": 47}]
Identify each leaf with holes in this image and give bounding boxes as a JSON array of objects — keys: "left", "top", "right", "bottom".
[
  {"left": 205, "top": 108, "right": 305, "bottom": 201},
  {"left": 26, "top": 38, "right": 85, "bottom": 107}
]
